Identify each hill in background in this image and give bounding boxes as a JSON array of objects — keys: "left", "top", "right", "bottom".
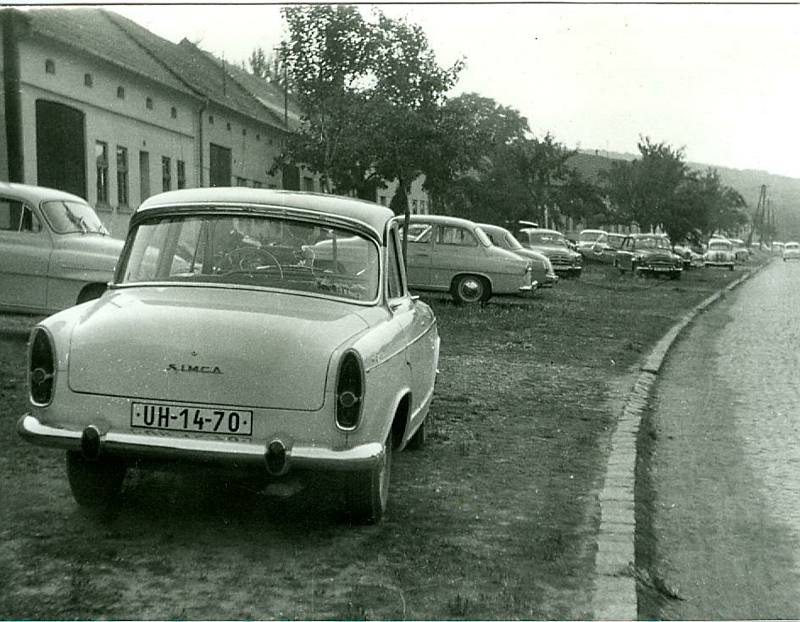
[{"left": 570, "top": 149, "right": 800, "bottom": 241}]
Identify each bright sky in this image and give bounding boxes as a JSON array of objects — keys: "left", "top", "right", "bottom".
[{"left": 108, "top": 3, "right": 800, "bottom": 179}]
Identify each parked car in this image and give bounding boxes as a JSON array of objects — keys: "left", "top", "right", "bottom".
[
  {"left": 514, "top": 228, "right": 583, "bottom": 278},
  {"left": 730, "top": 238, "right": 750, "bottom": 262},
  {"left": 672, "top": 244, "right": 705, "bottom": 270},
  {"left": 783, "top": 241, "right": 800, "bottom": 261},
  {"left": 17, "top": 188, "right": 441, "bottom": 524},
  {"left": 773, "top": 242, "right": 785, "bottom": 256},
  {"left": 478, "top": 223, "right": 558, "bottom": 287},
  {"left": 0, "top": 182, "right": 124, "bottom": 314},
  {"left": 614, "top": 233, "right": 683, "bottom": 279},
  {"left": 576, "top": 229, "right": 607, "bottom": 261},
  {"left": 704, "top": 237, "right": 736, "bottom": 270},
  {"left": 401, "top": 215, "right": 536, "bottom": 304}
]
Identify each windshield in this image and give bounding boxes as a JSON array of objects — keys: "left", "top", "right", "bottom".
[
  {"left": 637, "top": 236, "right": 671, "bottom": 250},
  {"left": 579, "top": 231, "right": 604, "bottom": 243},
  {"left": 42, "top": 200, "right": 108, "bottom": 235},
  {"left": 117, "top": 213, "right": 380, "bottom": 302},
  {"left": 785, "top": 243, "right": 799, "bottom": 250},
  {"left": 526, "top": 231, "right": 567, "bottom": 247}
]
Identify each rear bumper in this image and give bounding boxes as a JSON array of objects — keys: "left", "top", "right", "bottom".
[{"left": 17, "top": 413, "right": 382, "bottom": 473}]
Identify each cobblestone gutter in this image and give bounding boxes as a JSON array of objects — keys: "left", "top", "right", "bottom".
[{"left": 590, "top": 265, "right": 767, "bottom": 620}]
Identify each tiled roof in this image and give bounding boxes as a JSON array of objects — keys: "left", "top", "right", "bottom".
[
  {"left": 17, "top": 7, "right": 299, "bottom": 132},
  {"left": 21, "top": 8, "right": 193, "bottom": 96}
]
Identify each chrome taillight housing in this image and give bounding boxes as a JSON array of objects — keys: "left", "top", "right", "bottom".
[
  {"left": 29, "top": 327, "right": 56, "bottom": 406},
  {"left": 335, "top": 350, "right": 364, "bottom": 430}
]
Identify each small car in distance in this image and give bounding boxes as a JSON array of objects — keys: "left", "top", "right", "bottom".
[
  {"left": 18, "top": 188, "right": 440, "bottom": 524},
  {"left": 0, "top": 182, "right": 123, "bottom": 314},
  {"left": 401, "top": 215, "right": 536, "bottom": 304},
  {"left": 514, "top": 228, "right": 583, "bottom": 278},
  {"left": 730, "top": 238, "right": 750, "bottom": 262},
  {"left": 614, "top": 233, "right": 683, "bottom": 279},
  {"left": 479, "top": 223, "right": 558, "bottom": 287},
  {"left": 704, "top": 238, "right": 736, "bottom": 270},
  {"left": 783, "top": 241, "right": 800, "bottom": 261},
  {"left": 576, "top": 229, "right": 607, "bottom": 261}
]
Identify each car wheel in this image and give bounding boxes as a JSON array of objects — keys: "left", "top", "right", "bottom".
[
  {"left": 406, "top": 418, "right": 426, "bottom": 450},
  {"left": 729, "top": 264, "right": 734, "bottom": 271},
  {"left": 451, "top": 275, "right": 487, "bottom": 304},
  {"left": 66, "top": 451, "right": 126, "bottom": 511},
  {"left": 614, "top": 260, "right": 625, "bottom": 275},
  {"left": 343, "top": 433, "right": 392, "bottom": 524},
  {"left": 670, "top": 271, "right": 681, "bottom": 280}
]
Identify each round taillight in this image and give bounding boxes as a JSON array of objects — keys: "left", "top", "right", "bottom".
[
  {"left": 29, "top": 328, "right": 56, "bottom": 406},
  {"left": 335, "top": 351, "right": 363, "bottom": 430}
]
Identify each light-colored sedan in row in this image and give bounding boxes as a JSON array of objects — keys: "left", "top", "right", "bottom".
[
  {"left": 478, "top": 223, "right": 558, "bottom": 288},
  {"left": 402, "top": 215, "right": 536, "bottom": 304},
  {"left": 783, "top": 241, "right": 800, "bottom": 261},
  {"left": 0, "top": 182, "right": 123, "bottom": 314}
]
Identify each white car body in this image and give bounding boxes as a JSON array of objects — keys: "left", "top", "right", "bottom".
[
  {"left": 704, "top": 238, "right": 736, "bottom": 270},
  {"left": 0, "top": 182, "right": 123, "bottom": 314},
  {"left": 17, "top": 188, "right": 440, "bottom": 523},
  {"left": 783, "top": 242, "right": 800, "bottom": 261}
]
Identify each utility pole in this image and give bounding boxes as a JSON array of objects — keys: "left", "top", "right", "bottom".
[{"left": 747, "top": 184, "right": 767, "bottom": 248}]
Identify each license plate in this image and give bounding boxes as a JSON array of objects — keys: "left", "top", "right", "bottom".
[
  {"left": 131, "top": 402, "right": 253, "bottom": 436},
  {"left": 654, "top": 266, "right": 670, "bottom": 271}
]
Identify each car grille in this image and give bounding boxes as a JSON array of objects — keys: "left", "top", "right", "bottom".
[{"left": 549, "top": 254, "right": 574, "bottom": 267}]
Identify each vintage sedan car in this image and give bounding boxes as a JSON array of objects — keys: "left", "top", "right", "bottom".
[
  {"left": 730, "top": 238, "right": 750, "bottom": 262},
  {"left": 400, "top": 215, "right": 536, "bottom": 303},
  {"left": 704, "top": 238, "right": 736, "bottom": 270},
  {"left": 478, "top": 223, "right": 557, "bottom": 287},
  {"left": 17, "top": 188, "right": 440, "bottom": 524},
  {"left": 614, "top": 233, "right": 683, "bottom": 279},
  {"left": 782, "top": 241, "right": 800, "bottom": 261},
  {"left": 576, "top": 229, "right": 607, "bottom": 261},
  {"left": 672, "top": 244, "right": 705, "bottom": 270},
  {"left": 514, "top": 228, "right": 583, "bottom": 278},
  {"left": 0, "top": 182, "right": 123, "bottom": 314}
]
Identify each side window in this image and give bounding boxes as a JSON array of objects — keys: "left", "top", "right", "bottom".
[
  {"left": 437, "top": 225, "right": 477, "bottom": 246},
  {"left": 387, "top": 230, "right": 404, "bottom": 299},
  {"left": 0, "top": 199, "right": 41, "bottom": 233}
]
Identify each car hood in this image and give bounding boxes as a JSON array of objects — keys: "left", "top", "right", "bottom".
[
  {"left": 67, "top": 287, "right": 370, "bottom": 410},
  {"left": 527, "top": 244, "right": 573, "bottom": 258},
  {"left": 53, "top": 233, "right": 124, "bottom": 256}
]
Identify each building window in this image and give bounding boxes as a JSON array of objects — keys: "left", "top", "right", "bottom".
[
  {"left": 84, "top": 73, "right": 93, "bottom": 87},
  {"left": 161, "top": 156, "right": 171, "bottom": 192},
  {"left": 253, "top": 181, "right": 263, "bottom": 189},
  {"left": 242, "top": 128, "right": 247, "bottom": 136},
  {"left": 139, "top": 151, "right": 150, "bottom": 200},
  {"left": 379, "top": 196, "right": 387, "bottom": 206},
  {"left": 95, "top": 141, "right": 109, "bottom": 206},
  {"left": 256, "top": 134, "right": 261, "bottom": 141},
  {"left": 226, "top": 122, "right": 231, "bottom": 131},
  {"left": 146, "top": 97, "right": 154, "bottom": 110},
  {"left": 208, "top": 115, "right": 214, "bottom": 125},
  {"left": 171, "top": 106, "right": 177, "bottom": 119},
  {"left": 45, "top": 59, "right": 55, "bottom": 74},
  {"left": 235, "top": 176, "right": 248, "bottom": 187},
  {"left": 117, "top": 86, "right": 125, "bottom": 99},
  {"left": 116, "top": 146, "right": 129, "bottom": 208},
  {"left": 302, "top": 176, "right": 314, "bottom": 192},
  {"left": 176, "top": 160, "right": 186, "bottom": 189}
]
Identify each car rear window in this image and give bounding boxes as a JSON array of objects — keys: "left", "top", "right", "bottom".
[{"left": 117, "top": 213, "right": 380, "bottom": 302}]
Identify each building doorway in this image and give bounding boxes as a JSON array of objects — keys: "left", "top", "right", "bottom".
[{"left": 35, "top": 100, "right": 86, "bottom": 198}]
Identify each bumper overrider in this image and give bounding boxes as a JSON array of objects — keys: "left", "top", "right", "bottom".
[{"left": 17, "top": 413, "right": 383, "bottom": 475}]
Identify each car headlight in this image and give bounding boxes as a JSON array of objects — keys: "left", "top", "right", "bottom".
[{"left": 29, "top": 327, "right": 56, "bottom": 406}]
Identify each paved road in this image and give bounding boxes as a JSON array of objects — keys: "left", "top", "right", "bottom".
[{"left": 642, "top": 259, "right": 800, "bottom": 619}]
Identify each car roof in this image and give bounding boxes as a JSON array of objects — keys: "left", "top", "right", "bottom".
[
  {"left": 477, "top": 223, "right": 511, "bottom": 233},
  {"left": 136, "top": 188, "right": 395, "bottom": 238},
  {"left": 0, "top": 181, "right": 89, "bottom": 204},
  {"left": 406, "top": 214, "right": 480, "bottom": 229},
  {"left": 579, "top": 229, "right": 606, "bottom": 234},
  {"left": 520, "top": 227, "right": 563, "bottom": 235}
]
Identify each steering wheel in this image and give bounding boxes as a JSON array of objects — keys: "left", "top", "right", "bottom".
[{"left": 215, "top": 246, "right": 284, "bottom": 279}]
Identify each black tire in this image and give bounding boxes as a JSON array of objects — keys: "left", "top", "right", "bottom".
[
  {"left": 728, "top": 264, "right": 734, "bottom": 271},
  {"left": 343, "top": 433, "right": 392, "bottom": 524},
  {"left": 406, "top": 418, "right": 426, "bottom": 450},
  {"left": 614, "top": 260, "right": 625, "bottom": 275},
  {"left": 670, "top": 271, "right": 682, "bottom": 280},
  {"left": 66, "top": 451, "right": 126, "bottom": 511},
  {"left": 451, "top": 275, "right": 487, "bottom": 304}
]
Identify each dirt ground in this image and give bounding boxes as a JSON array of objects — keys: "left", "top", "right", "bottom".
[{"left": 0, "top": 259, "right": 764, "bottom": 620}]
